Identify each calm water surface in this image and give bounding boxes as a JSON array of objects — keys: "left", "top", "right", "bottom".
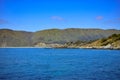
[{"left": 0, "top": 48, "right": 120, "bottom": 80}]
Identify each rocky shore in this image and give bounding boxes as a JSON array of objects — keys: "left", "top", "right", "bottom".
[{"left": 34, "top": 42, "right": 120, "bottom": 50}]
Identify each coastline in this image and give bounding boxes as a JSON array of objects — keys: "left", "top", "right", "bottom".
[{"left": 0, "top": 47, "right": 120, "bottom": 50}]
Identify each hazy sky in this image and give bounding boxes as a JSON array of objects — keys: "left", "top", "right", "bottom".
[{"left": 0, "top": 0, "right": 120, "bottom": 31}]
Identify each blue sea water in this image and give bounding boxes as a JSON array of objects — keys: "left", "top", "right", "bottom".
[{"left": 0, "top": 48, "right": 120, "bottom": 80}]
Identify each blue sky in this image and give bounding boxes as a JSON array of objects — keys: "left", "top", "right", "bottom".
[{"left": 0, "top": 0, "right": 120, "bottom": 31}]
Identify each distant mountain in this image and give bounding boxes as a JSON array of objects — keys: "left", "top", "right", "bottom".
[{"left": 0, "top": 28, "right": 120, "bottom": 47}]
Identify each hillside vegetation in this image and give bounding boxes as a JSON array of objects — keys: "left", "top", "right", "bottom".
[
  {"left": 0, "top": 29, "right": 33, "bottom": 47},
  {"left": 33, "top": 28, "right": 120, "bottom": 44},
  {"left": 81, "top": 34, "right": 120, "bottom": 49},
  {"left": 0, "top": 28, "right": 120, "bottom": 47}
]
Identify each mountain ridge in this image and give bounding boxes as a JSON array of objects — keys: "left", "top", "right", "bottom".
[{"left": 0, "top": 28, "right": 120, "bottom": 47}]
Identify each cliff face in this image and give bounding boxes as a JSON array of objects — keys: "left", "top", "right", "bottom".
[{"left": 0, "top": 28, "right": 120, "bottom": 47}]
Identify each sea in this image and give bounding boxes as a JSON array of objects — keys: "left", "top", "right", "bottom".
[{"left": 0, "top": 48, "right": 120, "bottom": 80}]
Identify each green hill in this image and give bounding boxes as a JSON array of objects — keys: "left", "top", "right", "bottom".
[
  {"left": 0, "top": 28, "right": 120, "bottom": 47},
  {"left": 0, "top": 29, "right": 33, "bottom": 47},
  {"left": 82, "top": 34, "right": 120, "bottom": 49},
  {"left": 33, "top": 28, "right": 120, "bottom": 44}
]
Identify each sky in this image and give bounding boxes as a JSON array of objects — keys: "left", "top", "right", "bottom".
[{"left": 0, "top": 0, "right": 120, "bottom": 31}]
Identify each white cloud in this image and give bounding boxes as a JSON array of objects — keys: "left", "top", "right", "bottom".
[{"left": 51, "top": 16, "right": 64, "bottom": 21}]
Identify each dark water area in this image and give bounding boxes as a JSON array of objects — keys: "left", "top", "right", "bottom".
[{"left": 0, "top": 48, "right": 120, "bottom": 80}]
